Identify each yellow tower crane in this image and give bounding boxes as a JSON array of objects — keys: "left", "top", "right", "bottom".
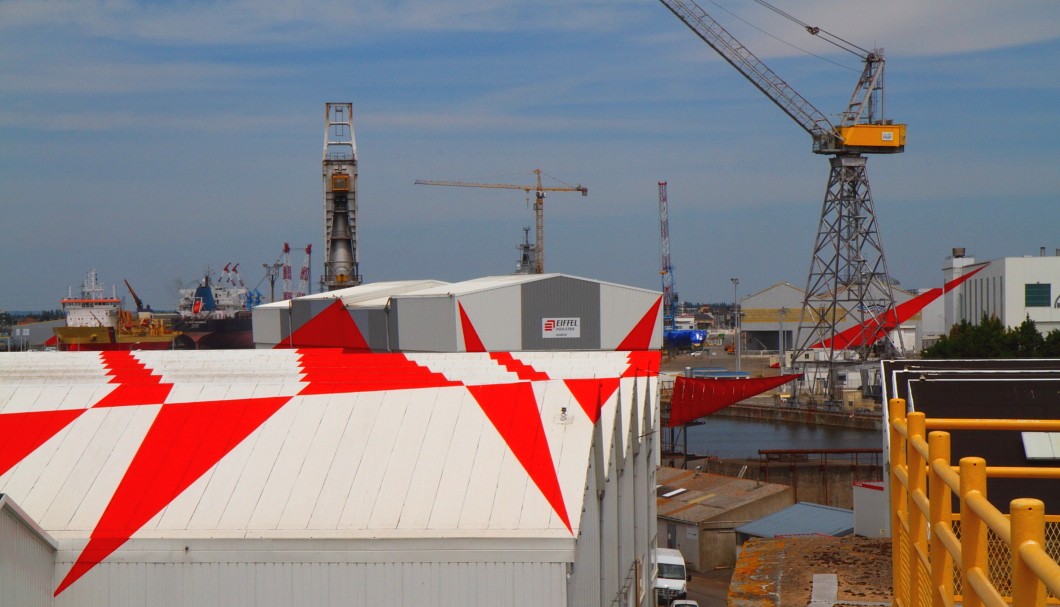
[{"left": 415, "top": 169, "right": 588, "bottom": 274}]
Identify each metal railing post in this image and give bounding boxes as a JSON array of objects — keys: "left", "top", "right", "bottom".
[
  {"left": 908, "top": 412, "right": 927, "bottom": 607},
  {"left": 1011, "top": 498, "right": 1046, "bottom": 607},
  {"left": 928, "top": 431, "right": 953, "bottom": 607},
  {"left": 889, "top": 397, "right": 908, "bottom": 604},
  {"left": 960, "top": 457, "right": 988, "bottom": 607}
]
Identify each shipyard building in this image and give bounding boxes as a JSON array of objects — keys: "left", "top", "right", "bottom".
[{"left": 0, "top": 275, "right": 663, "bottom": 607}]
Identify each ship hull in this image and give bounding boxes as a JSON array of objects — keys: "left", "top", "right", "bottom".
[
  {"left": 53, "top": 327, "right": 178, "bottom": 351},
  {"left": 172, "top": 317, "right": 253, "bottom": 350}
]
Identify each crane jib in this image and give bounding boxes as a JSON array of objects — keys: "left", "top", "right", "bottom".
[{"left": 657, "top": 0, "right": 904, "bottom": 154}]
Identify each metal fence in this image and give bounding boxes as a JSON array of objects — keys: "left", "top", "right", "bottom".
[{"left": 889, "top": 398, "right": 1060, "bottom": 606}]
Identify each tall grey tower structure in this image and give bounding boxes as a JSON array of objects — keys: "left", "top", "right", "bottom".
[{"left": 322, "top": 103, "right": 361, "bottom": 291}]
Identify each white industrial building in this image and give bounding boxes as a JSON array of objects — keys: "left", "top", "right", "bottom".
[
  {"left": 252, "top": 273, "right": 663, "bottom": 352},
  {"left": 0, "top": 275, "right": 664, "bottom": 607},
  {"left": 739, "top": 282, "right": 923, "bottom": 356},
  {"left": 944, "top": 248, "right": 1060, "bottom": 335}
]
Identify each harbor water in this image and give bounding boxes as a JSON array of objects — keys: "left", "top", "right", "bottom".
[{"left": 684, "top": 416, "right": 883, "bottom": 459}]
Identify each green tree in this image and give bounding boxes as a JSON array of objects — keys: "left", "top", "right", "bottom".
[
  {"left": 1041, "top": 329, "right": 1060, "bottom": 357},
  {"left": 922, "top": 314, "right": 1057, "bottom": 359},
  {"left": 1007, "top": 316, "right": 1044, "bottom": 357}
]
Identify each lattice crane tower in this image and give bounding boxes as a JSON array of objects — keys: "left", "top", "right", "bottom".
[
  {"left": 322, "top": 102, "right": 361, "bottom": 291},
  {"left": 658, "top": 181, "right": 677, "bottom": 330}
]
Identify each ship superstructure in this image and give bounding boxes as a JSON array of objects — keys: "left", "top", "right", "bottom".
[
  {"left": 174, "top": 265, "right": 259, "bottom": 349},
  {"left": 53, "top": 269, "right": 178, "bottom": 351}
]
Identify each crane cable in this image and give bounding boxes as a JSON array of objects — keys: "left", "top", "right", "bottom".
[
  {"left": 749, "top": 0, "right": 871, "bottom": 58},
  {"left": 701, "top": 0, "right": 857, "bottom": 72}
]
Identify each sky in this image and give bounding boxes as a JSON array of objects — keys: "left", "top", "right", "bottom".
[{"left": 2, "top": 1, "right": 1060, "bottom": 312}]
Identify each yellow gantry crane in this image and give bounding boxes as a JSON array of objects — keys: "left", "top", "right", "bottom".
[{"left": 415, "top": 169, "right": 588, "bottom": 274}]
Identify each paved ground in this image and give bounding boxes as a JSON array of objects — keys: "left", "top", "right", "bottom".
[{"left": 686, "top": 568, "right": 735, "bottom": 607}]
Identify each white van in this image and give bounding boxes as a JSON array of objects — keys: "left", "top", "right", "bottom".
[{"left": 654, "top": 547, "right": 690, "bottom": 604}]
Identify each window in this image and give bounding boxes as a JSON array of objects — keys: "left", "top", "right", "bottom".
[{"left": 1025, "top": 283, "right": 1051, "bottom": 307}]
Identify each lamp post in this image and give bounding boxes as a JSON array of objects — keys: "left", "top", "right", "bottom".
[
  {"left": 778, "top": 306, "right": 788, "bottom": 371},
  {"left": 731, "top": 278, "right": 740, "bottom": 371}
]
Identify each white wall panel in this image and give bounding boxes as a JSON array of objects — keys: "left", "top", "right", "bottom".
[
  {"left": 0, "top": 499, "right": 55, "bottom": 607},
  {"left": 53, "top": 554, "right": 567, "bottom": 607}
]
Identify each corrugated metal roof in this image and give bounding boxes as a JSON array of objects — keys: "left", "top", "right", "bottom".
[
  {"left": 0, "top": 349, "right": 658, "bottom": 595},
  {"left": 256, "top": 280, "right": 451, "bottom": 309},
  {"left": 734, "top": 502, "right": 854, "bottom": 538},
  {"left": 654, "top": 467, "right": 789, "bottom": 524},
  {"left": 0, "top": 350, "right": 654, "bottom": 538}
]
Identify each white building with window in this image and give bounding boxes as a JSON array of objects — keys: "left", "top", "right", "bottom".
[{"left": 944, "top": 249, "right": 1060, "bottom": 334}]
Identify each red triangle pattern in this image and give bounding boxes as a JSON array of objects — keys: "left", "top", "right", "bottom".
[
  {"left": 466, "top": 383, "right": 571, "bottom": 532},
  {"left": 54, "top": 396, "right": 292, "bottom": 596},
  {"left": 95, "top": 351, "right": 173, "bottom": 407},
  {"left": 617, "top": 297, "right": 661, "bottom": 350},
  {"left": 667, "top": 374, "right": 802, "bottom": 427},
  {"left": 276, "top": 300, "right": 370, "bottom": 350},
  {"left": 0, "top": 409, "right": 86, "bottom": 477},
  {"left": 458, "top": 302, "right": 486, "bottom": 353},
  {"left": 489, "top": 352, "right": 549, "bottom": 381},
  {"left": 563, "top": 379, "right": 619, "bottom": 424},
  {"left": 622, "top": 350, "right": 660, "bottom": 378},
  {"left": 810, "top": 264, "right": 988, "bottom": 350},
  {"left": 296, "top": 350, "right": 462, "bottom": 395}
]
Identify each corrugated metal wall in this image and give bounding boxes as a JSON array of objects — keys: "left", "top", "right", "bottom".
[
  {"left": 0, "top": 501, "right": 55, "bottom": 607},
  {"left": 522, "top": 276, "right": 601, "bottom": 350},
  {"left": 459, "top": 287, "right": 522, "bottom": 351},
  {"left": 52, "top": 560, "right": 566, "bottom": 607},
  {"left": 393, "top": 297, "right": 458, "bottom": 351},
  {"left": 599, "top": 283, "right": 661, "bottom": 350},
  {"left": 251, "top": 305, "right": 290, "bottom": 347}
]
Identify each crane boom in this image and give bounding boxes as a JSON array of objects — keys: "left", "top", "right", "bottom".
[
  {"left": 659, "top": 0, "right": 838, "bottom": 151},
  {"left": 657, "top": 0, "right": 904, "bottom": 155},
  {"left": 415, "top": 169, "right": 588, "bottom": 274}
]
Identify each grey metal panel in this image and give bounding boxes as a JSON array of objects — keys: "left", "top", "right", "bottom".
[
  {"left": 522, "top": 276, "right": 601, "bottom": 350},
  {"left": 356, "top": 308, "right": 392, "bottom": 351},
  {"left": 457, "top": 287, "right": 522, "bottom": 351},
  {"left": 251, "top": 305, "right": 290, "bottom": 346},
  {"left": 392, "top": 297, "right": 457, "bottom": 352},
  {"left": 600, "top": 283, "right": 662, "bottom": 350},
  {"left": 0, "top": 498, "right": 55, "bottom": 607}
]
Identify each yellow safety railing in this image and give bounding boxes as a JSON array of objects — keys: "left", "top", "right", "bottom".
[{"left": 889, "top": 397, "right": 1060, "bottom": 607}]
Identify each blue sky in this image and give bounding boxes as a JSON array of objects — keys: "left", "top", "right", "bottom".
[{"left": 2, "top": 1, "right": 1059, "bottom": 311}]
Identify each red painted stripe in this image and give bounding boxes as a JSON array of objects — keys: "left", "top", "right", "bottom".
[
  {"left": 0, "top": 409, "right": 86, "bottom": 477},
  {"left": 458, "top": 302, "right": 487, "bottom": 352},
  {"left": 276, "top": 300, "right": 370, "bottom": 349},
  {"left": 489, "top": 352, "right": 549, "bottom": 381},
  {"left": 563, "top": 378, "right": 619, "bottom": 424},
  {"left": 55, "top": 396, "right": 292, "bottom": 595},
  {"left": 617, "top": 297, "right": 662, "bottom": 351},
  {"left": 467, "top": 383, "right": 571, "bottom": 533},
  {"left": 297, "top": 351, "right": 461, "bottom": 395}
]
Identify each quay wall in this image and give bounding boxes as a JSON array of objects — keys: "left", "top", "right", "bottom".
[{"left": 712, "top": 399, "right": 885, "bottom": 431}]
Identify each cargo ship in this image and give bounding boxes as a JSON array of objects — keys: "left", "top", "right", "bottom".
[
  {"left": 173, "top": 265, "right": 260, "bottom": 349},
  {"left": 52, "top": 270, "right": 180, "bottom": 351}
]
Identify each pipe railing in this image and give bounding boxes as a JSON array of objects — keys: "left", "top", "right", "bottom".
[{"left": 889, "top": 397, "right": 1060, "bottom": 607}]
